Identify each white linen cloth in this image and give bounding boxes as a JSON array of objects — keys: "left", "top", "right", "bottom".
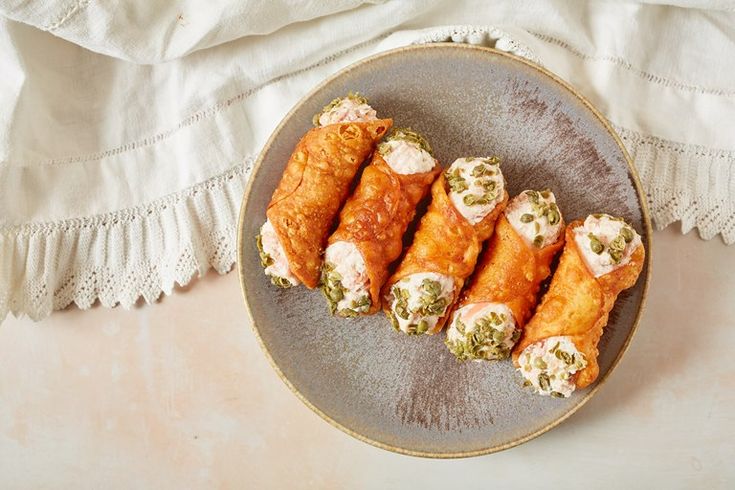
[{"left": 1, "top": 0, "right": 734, "bottom": 322}]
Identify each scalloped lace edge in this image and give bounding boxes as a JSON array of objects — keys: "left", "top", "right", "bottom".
[{"left": 0, "top": 160, "right": 252, "bottom": 322}]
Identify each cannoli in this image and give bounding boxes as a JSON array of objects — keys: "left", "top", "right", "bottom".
[
  {"left": 513, "top": 214, "right": 645, "bottom": 397},
  {"left": 383, "top": 156, "right": 508, "bottom": 335},
  {"left": 257, "top": 94, "right": 392, "bottom": 288},
  {"left": 321, "top": 129, "right": 441, "bottom": 316},
  {"left": 445, "top": 190, "right": 565, "bottom": 361}
]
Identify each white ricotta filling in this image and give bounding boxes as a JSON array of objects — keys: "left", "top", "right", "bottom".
[
  {"left": 505, "top": 190, "right": 563, "bottom": 249},
  {"left": 317, "top": 96, "right": 377, "bottom": 127},
  {"left": 573, "top": 214, "right": 642, "bottom": 277},
  {"left": 389, "top": 272, "right": 454, "bottom": 335},
  {"left": 322, "top": 241, "right": 370, "bottom": 314},
  {"left": 445, "top": 157, "right": 505, "bottom": 224},
  {"left": 446, "top": 302, "right": 519, "bottom": 361},
  {"left": 518, "top": 336, "right": 588, "bottom": 398},
  {"left": 379, "top": 139, "right": 436, "bottom": 175},
  {"left": 259, "top": 220, "right": 300, "bottom": 286}
]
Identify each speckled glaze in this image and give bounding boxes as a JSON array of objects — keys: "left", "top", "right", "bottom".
[{"left": 238, "top": 44, "right": 651, "bottom": 458}]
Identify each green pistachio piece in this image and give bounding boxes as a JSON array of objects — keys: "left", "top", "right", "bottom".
[
  {"left": 313, "top": 92, "right": 369, "bottom": 126},
  {"left": 256, "top": 234, "right": 275, "bottom": 268},
  {"left": 621, "top": 226, "right": 635, "bottom": 243},
  {"left": 271, "top": 275, "right": 293, "bottom": 289},
  {"left": 550, "top": 391, "right": 566, "bottom": 398},
  {"left": 538, "top": 373, "right": 551, "bottom": 392},
  {"left": 525, "top": 190, "right": 540, "bottom": 204},
  {"left": 547, "top": 208, "right": 561, "bottom": 225},
  {"left": 533, "top": 235, "right": 544, "bottom": 248},
  {"left": 610, "top": 235, "right": 626, "bottom": 251},
  {"left": 588, "top": 233, "right": 604, "bottom": 254},
  {"left": 520, "top": 213, "right": 535, "bottom": 223},
  {"left": 534, "top": 357, "right": 548, "bottom": 369},
  {"left": 387, "top": 127, "right": 433, "bottom": 155}
]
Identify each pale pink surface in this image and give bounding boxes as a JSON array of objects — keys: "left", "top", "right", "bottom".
[{"left": 0, "top": 227, "right": 734, "bottom": 487}]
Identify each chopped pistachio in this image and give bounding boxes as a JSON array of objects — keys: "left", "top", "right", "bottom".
[
  {"left": 446, "top": 168, "right": 469, "bottom": 193},
  {"left": 538, "top": 373, "right": 551, "bottom": 392},
  {"left": 385, "top": 127, "right": 433, "bottom": 155},
  {"left": 533, "top": 235, "right": 544, "bottom": 248},
  {"left": 320, "top": 262, "right": 369, "bottom": 316},
  {"left": 446, "top": 311, "right": 516, "bottom": 362},
  {"left": 256, "top": 234, "right": 275, "bottom": 268},
  {"left": 550, "top": 391, "right": 566, "bottom": 398},
  {"left": 525, "top": 190, "right": 540, "bottom": 204},
  {"left": 588, "top": 233, "right": 604, "bottom": 254},
  {"left": 312, "top": 92, "right": 369, "bottom": 126},
  {"left": 271, "top": 276, "right": 293, "bottom": 289},
  {"left": 386, "top": 311, "right": 400, "bottom": 331},
  {"left": 621, "top": 226, "right": 635, "bottom": 243},
  {"left": 520, "top": 213, "right": 535, "bottom": 223},
  {"left": 546, "top": 208, "right": 561, "bottom": 225}
]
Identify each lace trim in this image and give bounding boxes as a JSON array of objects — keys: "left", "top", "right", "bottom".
[
  {"left": 0, "top": 161, "right": 252, "bottom": 322},
  {"left": 614, "top": 125, "right": 735, "bottom": 244},
  {"left": 413, "top": 25, "right": 541, "bottom": 64}
]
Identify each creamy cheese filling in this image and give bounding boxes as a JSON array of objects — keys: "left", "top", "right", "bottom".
[
  {"left": 445, "top": 156, "right": 505, "bottom": 224},
  {"left": 316, "top": 94, "right": 377, "bottom": 127},
  {"left": 321, "top": 241, "right": 370, "bottom": 316},
  {"left": 388, "top": 272, "right": 454, "bottom": 335},
  {"left": 573, "top": 214, "right": 642, "bottom": 277},
  {"left": 505, "top": 190, "right": 563, "bottom": 248},
  {"left": 445, "top": 302, "right": 519, "bottom": 361},
  {"left": 257, "top": 220, "right": 300, "bottom": 288},
  {"left": 518, "top": 336, "right": 588, "bottom": 398},
  {"left": 378, "top": 134, "right": 436, "bottom": 175}
]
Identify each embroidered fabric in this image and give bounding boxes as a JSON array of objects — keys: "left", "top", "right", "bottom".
[{"left": 1, "top": 22, "right": 732, "bottom": 324}]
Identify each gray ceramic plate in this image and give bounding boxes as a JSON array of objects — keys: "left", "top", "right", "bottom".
[{"left": 238, "top": 44, "right": 651, "bottom": 458}]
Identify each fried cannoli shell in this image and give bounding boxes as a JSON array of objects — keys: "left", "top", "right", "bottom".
[
  {"left": 266, "top": 119, "right": 392, "bottom": 288},
  {"left": 511, "top": 220, "right": 645, "bottom": 389},
  {"left": 382, "top": 174, "right": 509, "bottom": 333},
  {"left": 328, "top": 153, "right": 441, "bottom": 313},
  {"left": 457, "top": 214, "right": 565, "bottom": 328}
]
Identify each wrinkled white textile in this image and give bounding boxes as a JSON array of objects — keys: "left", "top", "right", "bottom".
[{"left": 1, "top": 0, "right": 734, "bottom": 322}]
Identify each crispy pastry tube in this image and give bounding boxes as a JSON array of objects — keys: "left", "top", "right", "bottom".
[
  {"left": 512, "top": 215, "right": 645, "bottom": 397},
  {"left": 321, "top": 129, "right": 441, "bottom": 316},
  {"left": 257, "top": 94, "right": 392, "bottom": 289},
  {"left": 382, "top": 157, "right": 508, "bottom": 335},
  {"left": 446, "top": 190, "right": 565, "bottom": 361}
]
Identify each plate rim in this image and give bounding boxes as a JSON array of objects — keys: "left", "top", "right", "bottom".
[{"left": 237, "top": 43, "right": 653, "bottom": 459}]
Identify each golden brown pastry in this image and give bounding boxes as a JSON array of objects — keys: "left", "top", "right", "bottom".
[
  {"left": 321, "top": 129, "right": 441, "bottom": 316},
  {"left": 382, "top": 156, "right": 508, "bottom": 335},
  {"left": 512, "top": 214, "right": 645, "bottom": 397},
  {"left": 445, "top": 190, "right": 565, "bottom": 361},
  {"left": 257, "top": 94, "right": 391, "bottom": 289}
]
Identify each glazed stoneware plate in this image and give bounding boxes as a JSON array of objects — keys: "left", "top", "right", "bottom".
[{"left": 238, "top": 43, "right": 651, "bottom": 458}]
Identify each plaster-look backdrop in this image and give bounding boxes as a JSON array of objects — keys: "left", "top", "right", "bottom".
[{"left": 0, "top": 226, "right": 733, "bottom": 488}]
